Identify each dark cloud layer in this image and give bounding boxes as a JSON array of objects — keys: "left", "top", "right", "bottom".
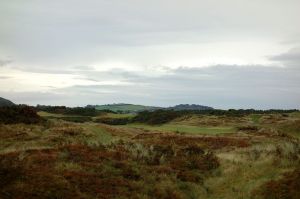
[
  {"left": 0, "top": 59, "right": 13, "bottom": 67},
  {"left": 270, "top": 48, "right": 300, "bottom": 68}
]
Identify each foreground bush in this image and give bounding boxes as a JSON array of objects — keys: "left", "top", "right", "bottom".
[{"left": 133, "top": 110, "right": 182, "bottom": 124}]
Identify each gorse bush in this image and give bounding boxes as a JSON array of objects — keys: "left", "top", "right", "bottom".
[{"left": 0, "top": 105, "right": 42, "bottom": 124}]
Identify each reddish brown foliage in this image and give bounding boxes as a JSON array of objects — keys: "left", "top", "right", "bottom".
[
  {"left": 152, "top": 186, "right": 184, "bottom": 199},
  {"left": 0, "top": 149, "right": 80, "bottom": 199},
  {"left": 177, "top": 170, "right": 203, "bottom": 183},
  {"left": 134, "top": 133, "right": 250, "bottom": 150},
  {"left": 0, "top": 141, "right": 220, "bottom": 198},
  {"left": 170, "top": 152, "right": 219, "bottom": 172},
  {"left": 63, "top": 171, "right": 137, "bottom": 199},
  {"left": 254, "top": 168, "right": 300, "bottom": 199},
  {"left": 63, "top": 144, "right": 129, "bottom": 164}
]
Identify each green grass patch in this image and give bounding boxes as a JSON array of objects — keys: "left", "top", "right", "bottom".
[
  {"left": 103, "top": 113, "right": 135, "bottom": 118},
  {"left": 58, "top": 116, "right": 92, "bottom": 123},
  {"left": 38, "top": 111, "right": 67, "bottom": 118},
  {"left": 84, "top": 124, "right": 115, "bottom": 145},
  {"left": 289, "top": 111, "right": 300, "bottom": 119},
  {"left": 38, "top": 111, "right": 93, "bottom": 121},
  {"left": 120, "top": 123, "right": 236, "bottom": 135},
  {"left": 249, "top": 114, "right": 262, "bottom": 124}
]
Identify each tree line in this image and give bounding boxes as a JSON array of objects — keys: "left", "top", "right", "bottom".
[
  {"left": 131, "top": 109, "right": 298, "bottom": 125},
  {"left": 36, "top": 105, "right": 114, "bottom": 116}
]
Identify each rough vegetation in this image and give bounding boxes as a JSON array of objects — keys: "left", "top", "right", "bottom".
[
  {"left": 0, "top": 106, "right": 299, "bottom": 199},
  {"left": 253, "top": 168, "right": 300, "bottom": 199}
]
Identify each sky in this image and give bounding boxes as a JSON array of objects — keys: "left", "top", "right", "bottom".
[{"left": 0, "top": 0, "right": 300, "bottom": 109}]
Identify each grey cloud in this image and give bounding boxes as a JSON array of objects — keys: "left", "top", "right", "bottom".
[
  {"left": 0, "top": 59, "right": 13, "bottom": 67},
  {"left": 72, "top": 66, "right": 95, "bottom": 71},
  {"left": 74, "top": 77, "right": 100, "bottom": 82},
  {"left": 270, "top": 48, "right": 300, "bottom": 68},
  {"left": 0, "top": 76, "right": 11, "bottom": 79}
]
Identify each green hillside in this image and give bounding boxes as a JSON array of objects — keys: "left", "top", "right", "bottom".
[
  {"left": 92, "top": 103, "right": 161, "bottom": 113},
  {"left": 0, "top": 97, "right": 15, "bottom": 107}
]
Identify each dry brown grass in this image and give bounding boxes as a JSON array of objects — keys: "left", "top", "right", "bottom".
[{"left": 1, "top": 112, "right": 300, "bottom": 199}]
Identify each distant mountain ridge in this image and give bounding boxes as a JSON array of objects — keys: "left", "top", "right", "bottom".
[
  {"left": 168, "top": 104, "right": 214, "bottom": 111},
  {"left": 0, "top": 97, "right": 15, "bottom": 107}
]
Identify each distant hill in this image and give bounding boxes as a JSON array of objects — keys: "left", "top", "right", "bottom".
[
  {"left": 88, "top": 103, "right": 162, "bottom": 113},
  {"left": 88, "top": 103, "right": 213, "bottom": 113},
  {"left": 0, "top": 97, "right": 15, "bottom": 107},
  {"left": 168, "top": 104, "right": 213, "bottom": 111}
]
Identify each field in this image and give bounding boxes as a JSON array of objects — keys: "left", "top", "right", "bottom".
[
  {"left": 0, "top": 110, "right": 299, "bottom": 199},
  {"left": 117, "top": 124, "right": 236, "bottom": 135}
]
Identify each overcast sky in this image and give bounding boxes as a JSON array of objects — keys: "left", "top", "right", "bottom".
[{"left": 1, "top": 0, "right": 300, "bottom": 109}]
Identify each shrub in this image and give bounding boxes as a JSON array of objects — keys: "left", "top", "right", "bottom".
[
  {"left": 95, "top": 117, "right": 131, "bottom": 125},
  {"left": 133, "top": 110, "right": 182, "bottom": 124},
  {"left": 0, "top": 164, "right": 23, "bottom": 189},
  {"left": 171, "top": 151, "right": 219, "bottom": 172},
  {"left": 181, "top": 145, "right": 205, "bottom": 156},
  {"left": 0, "top": 105, "right": 42, "bottom": 124},
  {"left": 59, "top": 116, "right": 92, "bottom": 123},
  {"left": 177, "top": 170, "right": 203, "bottom": 183},
  {"left": 237, "top": 125, "right": 258, "bottom": 131}
]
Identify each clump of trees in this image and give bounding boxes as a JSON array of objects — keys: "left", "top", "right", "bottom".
[
  {"left": 0, "top": 105, "right": 42, "bottom": 124},
  {"left": 36, "top": 105, "right": 67, "bottom": 114}
]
